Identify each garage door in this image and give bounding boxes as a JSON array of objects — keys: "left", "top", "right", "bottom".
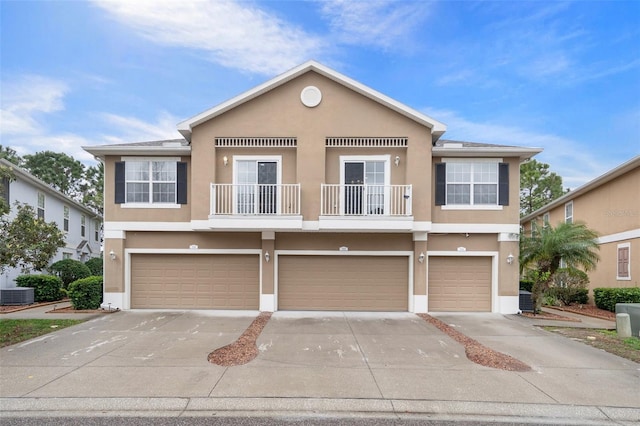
[
  {"left": 278, "top": 255, "right": 408, "bottom": 311},
  {"left": 428, "top": 257, "right": 491, "bottom": 312},
  {"left": 131, "top": 254, "right": 259, "bottom": 309}
]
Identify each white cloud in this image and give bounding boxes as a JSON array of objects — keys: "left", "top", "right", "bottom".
[
  {"left": 0, "top": 75, "right": 68, "bottom": 135},
  {"left": 0, "top": 74, "right": 182, "bottom": 164},
  {"left": 319, "top": 0, "right": 430, "bottom": 50},
  {"left": 426, "top": 108, "right": 616, "bottom": 189},
  {"left": 91, "top": 0, "right": 325, "bottom": 75}
]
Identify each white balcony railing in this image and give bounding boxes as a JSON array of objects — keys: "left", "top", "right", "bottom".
[
  {"left": 211, "top": 183, "right": 301, "bottom": 216},
  {"left": 321, "top": 184, "right": 412, "bottom": 216}
]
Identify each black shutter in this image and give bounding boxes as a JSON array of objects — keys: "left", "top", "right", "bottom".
[
  {"left": 177, "top": 162, "right": 187, "bottom": 205},
  {"left": 115, "top": 162, "right": 125, "bottom": 204},
  {"left": 498, "top": 162, "right": 509, "bottom": 206},
  {"left": 435, "top": 163, "right": 446, "bottom": 206}
]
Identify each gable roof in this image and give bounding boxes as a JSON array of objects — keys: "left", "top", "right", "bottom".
[
  {"left": 520, "top": 155, "right": 640, "bottom": 223},
  {"left": 177, "top": 60, "right": 447, "bottom": 142}
]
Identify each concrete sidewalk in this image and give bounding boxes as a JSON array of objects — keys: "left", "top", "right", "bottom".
[
  {"left": 0, "top": 301, "right": 105, "bottom": 320},
  {"left": 0, "top": 310, "right": 638, "bottom": 424}
]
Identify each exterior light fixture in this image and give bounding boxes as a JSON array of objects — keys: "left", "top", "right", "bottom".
[
  {"left": 223, "top": 156, "right": 228, "bottom": 166},
  {"left": 394, "top": 156, "right": 400, "bottom": 167},
  {"left": 109, "top": 250, "right": 116, "bottom": 261},
  {"left": 418, "top": 252, "right": 425, "bottom": 263},
  {"left": 507, "top": 253, "right": 514, "bottom": 265},
  {"left": 265, "top": 252, "right": 270, "bottom": 262}
]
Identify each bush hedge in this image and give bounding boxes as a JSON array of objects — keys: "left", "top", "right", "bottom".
[
  {"left": 84, "top": 257, "right": 103, "bottom": 276},
  {"left": 49, "top": 259, "right": 92, "bottom": 289},
  {"left": 68, "top": 276, "right": 103, "bottom": 310},
  {"left": 15, "top": 274, "right": 64, "bottom": 302},
  {"left": 519, "top": 280, "right": 534, "bottom": 292},
  {"left": 593, "top": 287, "right": 640, "bottom": 312},
  {"left": 546, "top": 287, "right": 589, "bottom": 305}
]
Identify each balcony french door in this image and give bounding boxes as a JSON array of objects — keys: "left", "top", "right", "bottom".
[
  {"left": 236, "top": 161, "right": 277, "bottom": 214},
  {"left": 344, "top": 161, "right": 385, "bottom": 215}
]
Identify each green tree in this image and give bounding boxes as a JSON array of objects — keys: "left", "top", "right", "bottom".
[
  {"left": 520, "top": 159, "right": 566, "bottom": 217},
  {"left": 0, "top": 203, "right": 66, "bottom": 273},
  {"left": 81, "top": 162, "right": 104, "bottom": 215},
  {"left": 0, "top": 164, "right": 15, "bottom": 216},
  {"left": 519, "top": 222, "right": 599, "bottom": 312},
  {"left": 22, "top": 151, "right": 85, "bottom": 200},
  {"left": 0, "top": 145, "right": 22, "bottom": 165}
]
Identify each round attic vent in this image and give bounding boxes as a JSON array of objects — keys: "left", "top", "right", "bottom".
[{"left": 300, "top": 86, "right": 322, "bottom": 108}]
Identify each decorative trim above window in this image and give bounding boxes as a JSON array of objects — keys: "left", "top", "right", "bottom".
[
  {"left": 215, "top": 137, "right": 297, "bottom": 148},
  {"left": 435, "top": 159, "right": 508, "bottom": 209},
  {"left": 617, "top": 243, "right": 631, "bottom": 280},
  {"left": 326, "top": 137, "right": 408, "bottom": 148}
]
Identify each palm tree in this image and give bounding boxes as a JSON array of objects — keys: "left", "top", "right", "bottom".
[{"left": 520, "top": 221, "right": 600, "bottom": 312}]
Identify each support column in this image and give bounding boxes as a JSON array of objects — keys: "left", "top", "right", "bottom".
[
  {"left": 498, "top": 232, "right": 520, "bottom": 314},
  {"left": 260, "top": 231, "right": 276, "bottom": 312},
  {"left": 413, "top": 232, "right": 428, "bottom": 313},
  {"left": 103, "top": 230, "right": 126, "bottom": 310}
]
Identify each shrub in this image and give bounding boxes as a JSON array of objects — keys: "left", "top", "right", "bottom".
[
  {"left": 84, "top": 257, "right": 103, "bottom": 276},
  {"left": 519, "top": 280, "right": 534, "bottom": 292},
  {"left": 15, "top": 274, "right": 64, "bottom": 302},
  {"left": 593, "top": 287, "right": 640, "bottom": 312},
  {"left": 49, "top": 259, "right": 92, "bottom": 289},
  {"left": 68, "top": 276, "right": 103, "bottom": 310},
  {"left": 549, "top": 268, "right": 589, "bottom": 305}
]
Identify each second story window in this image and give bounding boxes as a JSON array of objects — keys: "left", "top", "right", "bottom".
[
  {"left": 115, "top": 158, "right": 187, "bottom": 207},
  {"left": 37, "top": 192, "right": 45, "bottom": 220},
  {"left": 63, "top": 206, "right": 70, "bottom": 232},
  {"left": 94, "top": 220, "right": 100, "bottom": 241},
  {"left": 565, "top": 201, "right": 573, "bottom": 223},
  {"left": 435, "top": 160, "right": 509, "bottom": 209},
  {"left": 542, "top": 212, "right": 550, "bottom": 227},
  {"left": 80, "top": 214, "right": 86, "bottom": 237}
]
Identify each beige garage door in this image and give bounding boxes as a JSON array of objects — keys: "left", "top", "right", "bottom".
[
  {"left": 278, "top": 255, "right": 408, "bottom": 311},
  {"left": 428, "top": 257, "right": 491, "bottom": 312},
  {"left": 131, "top": 254, "right": 259, "bottom": 309}
]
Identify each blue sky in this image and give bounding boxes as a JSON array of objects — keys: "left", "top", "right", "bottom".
[{"left": 1, "top": 0, "right": 639, "bottom": 189}]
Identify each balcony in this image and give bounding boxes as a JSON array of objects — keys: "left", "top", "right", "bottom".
[
  {"left": 207, "top": 183, "right": 302, "bottom": 230},
  {"left": 319, "top": 184, "right": 414, "bottom": 231}
]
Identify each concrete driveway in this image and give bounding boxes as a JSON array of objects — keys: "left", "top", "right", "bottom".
[{"left": 1, "top": 310, "right": 639, "bottom": 421}]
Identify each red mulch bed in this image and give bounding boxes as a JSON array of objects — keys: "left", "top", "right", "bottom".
[
  {"left": 545, "top": 304, "right": 616, "bottom": 321},
  {"left": 48, "top": 306, "right": 120, "bottom": 314},
  {"left": 208, "top": 312, "right": 272, "bottom": 366},
  {"left": 418, "top": 314, "right": 531, "bottom": 372}
]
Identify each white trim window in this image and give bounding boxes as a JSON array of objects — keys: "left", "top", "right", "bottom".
[
  {"left": 63, "top": 205, "right": 70, "bottom": 232},
  {"left": 565, "top": 201, "right": 573, "bottom": 224},
  {"left": 339, "top": 155, "right": 391, "bottom": 215},
  {"left": 37, "top": 192, "right": 45, "bottom": 220},
  {"left": 115, "top": 157, "right": 187, "bottom": 208},
  {"left": 81, "top": 214, "right": 86, "bottom": 238},
  {"left": 94, "top": 220, "right": 100, "bottom": 242},
  {"left": 542, "top": 212, "right": 550, "bottom": 227},
  {"left": 233, "top": 155, "right": 282, "bottom": 214},
  {"left": 617, "top": 243, "right": 631, "bottom": 280},
  {"left": 63, "top": 252, "right": 73, "bottom": 260},
  {"left": 436, "top": 159, "right": 509, "bottom": 210}
]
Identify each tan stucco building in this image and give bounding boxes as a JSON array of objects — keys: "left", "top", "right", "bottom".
[
  {"left": 84, "top": 61, "right": 541, "bottom": 313},
  {"left": 521, "top": 156, "right": 640, "bottom": 297}
]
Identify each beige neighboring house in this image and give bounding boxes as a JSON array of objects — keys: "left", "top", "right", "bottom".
[
  {"left": 521, "top": 156, "right": 640, "bottom": 296},
  {"left": 83, "top": 61, "right": 541, "bottom": 313}
]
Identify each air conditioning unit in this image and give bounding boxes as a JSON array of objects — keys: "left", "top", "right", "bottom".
[{"left": 0, "top": 287, "right": 35, "bottom": 305}]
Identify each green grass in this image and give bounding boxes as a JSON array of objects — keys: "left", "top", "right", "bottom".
[
  {"left": 598, "top": 329, "right": 640, "bottom": 349},
  {"left": 0, "top": 319, "right": 85, "bottom": 348}
]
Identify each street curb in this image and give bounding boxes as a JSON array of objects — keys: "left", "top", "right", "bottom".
[{"left": 1, "top": 397, "right": 638, "bottom": 423}]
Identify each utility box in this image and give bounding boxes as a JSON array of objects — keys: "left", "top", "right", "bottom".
[
  {"left": 615, "top": 304, "right": 640, "bottom": 338},
  {"left": 0, "top": 287, "right": 35, "bottom": 305},
  {"left": 519, "top": 290, "right": 534, "bottom": 312}
]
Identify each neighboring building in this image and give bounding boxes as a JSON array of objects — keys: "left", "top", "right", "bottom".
[
  {"left": 0, "top": 158, "right": 103, "bottom": 289},
  {"left": 521, "top": 156, "right": 639, "bottom": 296},
  {"left": 83, "top": 61, "right": 540, "bottom": 313}
]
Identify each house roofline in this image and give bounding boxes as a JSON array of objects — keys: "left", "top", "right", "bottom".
[
  {"left": 176, "top": 60, "right": 447, "bottom": 142},
  {"left": 432, "top": 145, "right": 542, "bottom": 161},
  {"left": 520, "top": 155, "right": 640, "bottom": 223},
  {"left": 0, "top": 158, "right": 103, "bottom": 219},
  {"left": 82, "top": 144, "right": 191, "bottom": 160}
]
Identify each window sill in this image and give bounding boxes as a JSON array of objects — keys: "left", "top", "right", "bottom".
[
  {"left": 120, "top": 203, "right": 182, "bottom": 209},
  {"left": 440, "top": 205, "right": 503, "bottom": 211},
  {"left": 616, "top": 276, "right": 631, "bottom": 281}
]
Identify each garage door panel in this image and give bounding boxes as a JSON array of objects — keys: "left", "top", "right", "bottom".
[
  {"left": 428, "top": 257, "right": 491, "bottom": 312},
  {"left": 278, "top": 255, "right": 408, "bottom": 311},
  {"left": 131, "top": 254, "right": 259, "bottom": 309}
]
